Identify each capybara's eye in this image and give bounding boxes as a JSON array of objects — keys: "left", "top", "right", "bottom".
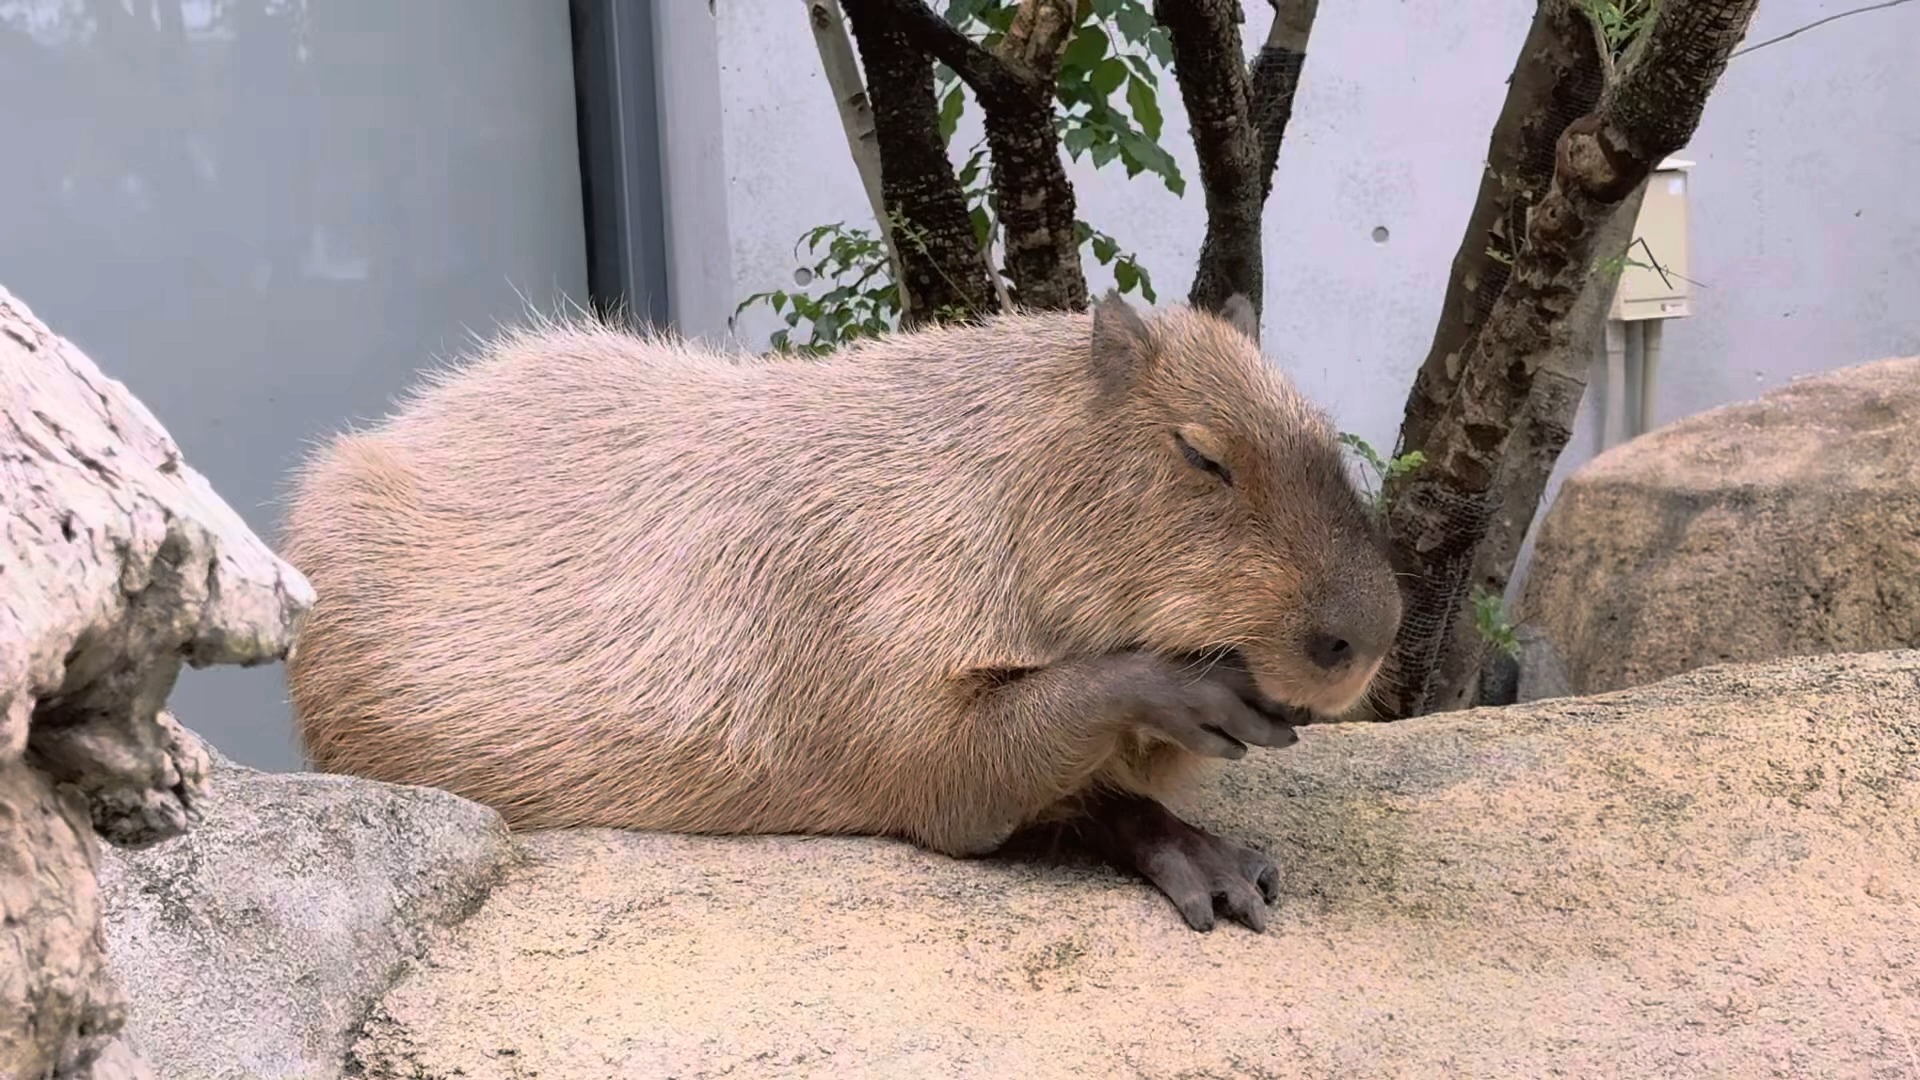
[{"left": 1174, "top": 431, "right": 1233, "bottom": 487}]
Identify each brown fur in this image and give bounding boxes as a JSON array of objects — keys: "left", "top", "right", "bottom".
[{"left": 281, "top": 295, "right": 1400, "bottom": 856}]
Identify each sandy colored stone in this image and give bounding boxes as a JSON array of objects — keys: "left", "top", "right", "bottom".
[
  {"left": 353, "top": 650, "right": 1920, "bottom": 1079},
  {"left": 1521, "top": 355, "right": 1920, "bottom": 695},
  {"left": 1, "top": 282, "right": 313, "bottom": 1079},
  {"left": 97, "top": 746, "right": 515, "bottom": 1080}
]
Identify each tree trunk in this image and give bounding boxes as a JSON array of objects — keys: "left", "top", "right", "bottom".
[
  {"left": 842, "top": 0, "right": 1001, "bottom": 325},
  {"left": 1396, "top": 0, "right": 1608, "bottom": 459},
  {"left": 1377, "top": 0, "right": 1760, "bottom": 719},
  {"left": 886, "top": 0, "right": 1088, "bottom": 312},
  {"left": 803, "top": 0, "right": 916, "bottom": 319},
  {"left": 1158, "top": 0, "right": 1319, "bottom": 330}
]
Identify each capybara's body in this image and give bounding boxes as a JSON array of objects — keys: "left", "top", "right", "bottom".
[{"left": 283, "top": 298, "right": 1399, "bottom": 857}]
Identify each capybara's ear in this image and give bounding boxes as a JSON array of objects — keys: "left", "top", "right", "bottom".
[
  {"left": 1090, "top": 288, "right": 1153, "bottom": 397},
  {"left": 1216, "top": 293, "right": 1259, "bottom": 344}
]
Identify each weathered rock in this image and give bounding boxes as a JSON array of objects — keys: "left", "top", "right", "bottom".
[
  {"left": 97, "top": 745, "right": 516, "bottom": 1080},
  {"left": 1521, "top": 355, "right": 1920, "bottom": 694},
  {"left": 351, "top": 650, "right": 1920, "bottom": 1078},
  {"left": 1, "top": 284, "right": 313, "bottom": 1079}
]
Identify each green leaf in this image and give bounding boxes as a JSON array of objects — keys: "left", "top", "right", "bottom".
[
  {"left": 938, "top": 84, "right": 966, "bottom": 141},
  {"left": 956, "top": 147, "right": 989, "bottom": 188},
  {"left": 1062, "top": 123, "right": 1096, "bottom": 158},
  {"left": 1061, "top": 24, "right": 1110, "bottom": 74},
  {"left": 1091, "top": 235, "right": 1118, "bottom": 264},
  {"left": 1090, "top": 57, "right": 1128, "bottom": 97},
  {"left": 1125, "top": 74, "right": 1162, "bottom": 139},
  {"left": 1115, "top": 261, "right": 1139, "bottom": 293},
  {"left": 943, "top": 0, "right": 991, "bottom": 24},
  {"left": 1089, "top": 139, "right": 1120, "bottom": 168},
  {"left": 1114, "top": 4, "right": 1155, "bottom": 44},
  {"left": 970, "top": 205, "right": 993, "bottom": 249},
  {"left": 1146, "top": 26, "right": 1173, "bottom": 66}
]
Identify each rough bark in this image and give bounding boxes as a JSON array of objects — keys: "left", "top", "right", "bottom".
[
  {"left": 841, "top": 0, "right": 1000, "bottom": 324},
  {"left": 1396, "top": 0, "right": 1608, "bottom": 459},
  {"left": 0, "top": 284, "right": 314, "bottom": 1078},
  {"left": 1456, "top": 183, "right": 1645, "bottom": 703},
  {"left": 804, "top": 0, "right": 916, "bottom": 318},
  {"left": 1250, "top": 0, "right": 1315, "bottom": 203},
  {"left": 883, "top": 0, "right": 1088, "bottom": 312},
  {"left": 1377, "top": 0, "right": 1759, "bottom": 719},
  {"left": 1158, "top": 0, "right": 1319, "bottom": 329}
]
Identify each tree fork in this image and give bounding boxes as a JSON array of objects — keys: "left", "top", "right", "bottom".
[
  {"left": 884, "top": 0, "right": 1088, "bottom": 311},
  {"left": 1396, "top": 0, "right": 1608, "bottom": 459},
  {"left": 1377, "top": 0, "right": 1759, "bottom": 719},
  {"left": 1158, "top": 0, "right": 1320, "bottom": 331},
  {"left": 842, "top": 0, "right": 1001, "bottom": 324}
]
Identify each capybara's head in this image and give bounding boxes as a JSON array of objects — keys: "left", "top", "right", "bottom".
[{"left": 1080, "top": 291, "right": 1402, "bottom": 718}]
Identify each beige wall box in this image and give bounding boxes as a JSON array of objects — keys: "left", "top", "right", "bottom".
[{"left": 1609, "top": 156, "right": 1695, "bottom": 322}]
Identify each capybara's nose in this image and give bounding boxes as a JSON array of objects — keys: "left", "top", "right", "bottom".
[{"left": 1306, "top": 631, "right": 1352, "bottom": 671}]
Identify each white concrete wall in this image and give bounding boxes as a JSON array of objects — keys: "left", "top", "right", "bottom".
[{"left": 661, "top": 0, "right": 1920, "bottom": 576}]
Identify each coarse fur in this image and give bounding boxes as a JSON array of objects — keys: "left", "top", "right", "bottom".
[{"left": 281, "top": 295, "right": 1401, "bottom": 857}]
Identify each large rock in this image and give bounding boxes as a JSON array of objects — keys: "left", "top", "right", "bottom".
[
  {"left": 96, "top": 747, "right": 516, "bottom": 1080},
  {"left": 1, "top": 284, "right": 313, "bottom": 1078},
  {"left": 352, "top": 650, "right": 1920, "bottom": 1078},
  {"left": 1521, "top": 355, "right": 1920, "bottom": 694}
]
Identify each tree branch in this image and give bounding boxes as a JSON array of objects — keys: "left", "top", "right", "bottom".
[
  {"left": 999, "top": 0, "right": 1077, "bottom": 81},
  {"left": 882, "top": 0, "right": 1031, "bottom": 110},
  {"left": 1378, "top": 0, "right": 1760, "bottom": 719},
  {"left": 1156, "top": 0, "right": 1261, "bottom": 320},
  {"left": 1249, "top": 0, "right": 1316, "bottom": 202},
  {"left": 842, "top": 0, "right": 1001, "bottom": 324},
  {"left": 1397, "top": 0, "right": 1607, "bottom": 461},
  {"left": 804, "top": 0, "right": 915, "bottom": 318},
  {"left": 1159, "top": 0, "right": 1318, "bottom": 328},
  {"left": 871, "top": 0, "right": 1087, "bottom": 311}
]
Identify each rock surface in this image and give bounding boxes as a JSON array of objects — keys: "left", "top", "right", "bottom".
[
  {"left": 1521, "top": 355, "right": 1920, "bottom": 695},
  {"left": 353, "top": 650, "right": 1920, "bottom": 1079},
  {"left": 97, "top": 748, "right": 516, "bottom": 1080},
  {"left": 2, "top": 283, "right": 313, "bottom": 1079}
]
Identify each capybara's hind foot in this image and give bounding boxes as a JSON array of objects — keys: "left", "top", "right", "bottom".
[{"left": 1083, "top": 790, "right": 1279, "bottom": 932}]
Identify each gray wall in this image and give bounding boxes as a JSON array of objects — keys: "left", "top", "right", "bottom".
[{"left": 0, "top": 0, "right": 589, "bottom": 769}]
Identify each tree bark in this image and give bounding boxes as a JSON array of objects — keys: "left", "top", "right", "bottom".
[
  {"left": 884, "top": 0, "right": 1088, "bottom": 312},
  {"left": 842, "top": 0, "right": 1001, "bottom": 324},
  {"left": 1158, "top": 0, "right": 1319, "bottom": 329},
  {"left": 1, "top": 284, "right": 313, "bottom": 1078},
  {"left": 804, "top": 0, "right": 916, "bottom": 319},
  {"left": 1377, "top": 0, "right": 1759, "bottom": 719},
  {"left": 1396, "top": 0, "right": 1608, "bottom": 459},
  {"left": 1251, "top": 0, "right": 1316, "bottom": 203}
]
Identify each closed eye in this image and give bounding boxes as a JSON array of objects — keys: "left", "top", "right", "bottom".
[{"left": 1174, "top": 431, "right": 1233, "bottom": 486}]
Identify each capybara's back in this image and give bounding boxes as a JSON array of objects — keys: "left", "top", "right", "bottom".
[{"left": 283, "top": 300, "right": 1400, "bottom": 858}]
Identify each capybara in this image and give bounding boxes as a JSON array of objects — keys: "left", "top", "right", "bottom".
[{"left": 281, "top": 292, "right": 1402, "bottom": 932}]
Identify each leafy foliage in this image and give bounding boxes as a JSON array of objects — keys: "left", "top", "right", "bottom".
[
  {"left": 1337, "top": 432, "right": 1428, "bottom": 513},
  {"left": 1576, "top": 0, "right": 1657, "bottom": 61},
  {"left": 730, "top": 223, "right": 898, "bottom": 356},
  {"left": 938, "top": 0, "right": 1184, "bottom": 194},
  {"left": 733, "top": 0, "right": 1175, "bottom": 354},
  {"left": 1471, "top": 584, "right": 1522, "bottom": 660}
]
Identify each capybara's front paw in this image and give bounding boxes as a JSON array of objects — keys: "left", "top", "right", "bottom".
[{"left": 1101, "top": 651, "right": 1298, "bottom": 758}]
